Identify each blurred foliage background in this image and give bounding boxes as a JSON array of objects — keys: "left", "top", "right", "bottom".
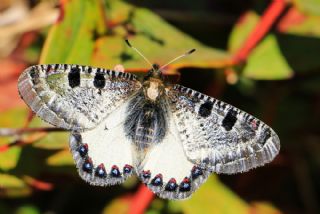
[{"left": 0, "top": 0, "right": 320, "bottom": 213}]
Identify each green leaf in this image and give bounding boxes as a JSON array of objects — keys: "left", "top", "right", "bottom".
[
  {"left": 278, "top": 6, "right": 320, "bottom": 38},
  {"left": 243, "top": 35, "right": 293, "bottom": 80},
  {"left": 280, "top": 13, "right": 320, "bottom": 38},
  {"left": 0, "top": 174, "right": 26, "bottom": 188},
  {"left": 275, "top": 8, "right": 320, "bottom": 73},
  {"left": 0, "top": 174, "right": 31, "bottom": 197},
  {"left": 46, "top": 149, "right": 74, "bottom": 166},
  {"left": 32, "top": 132, "right": 68, "bottom": 150},
  {"left": 28, "top": 115, "right": 68, "bottom": 150},
  {"left": 170, "top": 175, "right": 249, "bottom": 214},
  {"left": 40, "top": 0, "right": 106, "bottom": 64},
  {"left": 249, "top": 202, "right": 282, "bottom": 214},
  {"left": 102, "top": 197, "right": 130, "bottom": 214},
  {"left": 42, "top": 0, "right": 231, "bottom": 70},
  {"left": 0, "top": 108, "right": 28, "bottom": 128},
  {"left": 0, "top": 147, "right": 22, "bottom": 171},
  {"left": 15, "top": 205, "right": 40, "bottom": 214},
  {"left": 0, "top": 108, "right": 27, "bottom": 171},
  {"left": 293, "top": 0, "right": 320, "bottom": 16},
  {"left": 228, "top": 11, "right": 293, "bottom": 80},
  {"left": 93, "top": 1, "right": 232, "bottom": 70}
]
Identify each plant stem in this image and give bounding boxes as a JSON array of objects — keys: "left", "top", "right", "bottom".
[
  {"left": 128, "top": 185, "right": 154, "bottom": 214},
  {"left": 232, "top": 0, "right": 287, "bottom": 64}
]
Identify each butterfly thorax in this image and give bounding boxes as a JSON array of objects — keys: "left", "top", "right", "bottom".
[{"left": 143, "top": 78, "right": 165, "bottom": 102}]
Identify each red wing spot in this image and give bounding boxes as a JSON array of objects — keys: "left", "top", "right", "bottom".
[
  {"left": 112, "top": 165, "right": 119, "bottom": 169},
  {"left": 168, "top": 178, "right": 176, "bottom": 183},
  {"left": 251, "top": 120, "right": 258, "bottom": 130},
  {"left": 183, "top": 177, "right": 190, "bottom": 183},
  {"left": 98, "top": 163, "right": 105, "bottom": 169}
]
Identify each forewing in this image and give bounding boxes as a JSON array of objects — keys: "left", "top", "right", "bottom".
[
  {"left": 167, "top": 84, "right": 280, "bottom": 174},
  {"left": 137, "top": 109, "right": 210, "bottom": 200},
  {"left": 18, "top": 64, "right": 141, "bottom": 131},
  {"left": 70, "top": 98, "right": 136, "bottom": 186}
]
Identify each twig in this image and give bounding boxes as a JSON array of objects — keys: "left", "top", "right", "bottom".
[
  {"left": 0, "top": 131, "right": 51, "bottom": 153},
  {"left": 23, "top": 176, "right": 54, "bottom": 191},
  {"left": 128, "top": 185, "right": 155, "bottom": 214},
  {"left": 232, "top": 0, "right": 287, "bottom": 64},
  {"left": 0, "top": 127, "right": 66, "bottom": 136}
]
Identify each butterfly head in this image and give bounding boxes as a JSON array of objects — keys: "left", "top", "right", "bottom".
[
  {"left": 144, "top": 64, "right": 163, "bottom": 81},
  {"left": 125, "top": 39, "right": 195, "bottom": 82}
]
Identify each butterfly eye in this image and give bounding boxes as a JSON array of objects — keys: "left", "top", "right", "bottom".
[{"left": 152, "top": 64, "right": 160, "bottom": 71}]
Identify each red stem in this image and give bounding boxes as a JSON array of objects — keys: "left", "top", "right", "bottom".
[
  {"left": 0, "top": 127, "right": 65, "bottom": 153},
  {"left": 232, "top": 0, "right": 287, "bottom": 64},
  {"left": 24, "top": 176, "right": 54, "bottom": 191},
  {"left": 128, "top": 185, "right": 155, "bottom": 214}
]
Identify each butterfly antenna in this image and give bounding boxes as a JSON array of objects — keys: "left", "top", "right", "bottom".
[
  {"left": 125, "top": 39, "right": 153, "bottom": 68},
  {"left": 159, "top": 49, "right": 196, "bottom": 71}
]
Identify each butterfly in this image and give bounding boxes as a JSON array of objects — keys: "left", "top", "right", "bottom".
[{"left": 17, "top": 43, "right": 280, "bottom": 200}]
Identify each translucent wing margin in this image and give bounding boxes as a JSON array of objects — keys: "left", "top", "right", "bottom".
[
  {"left": 167, "top": 84, "right": 280, "bottom": 174},
  {"left": 18, "top": 64, "right": 142, "bottom": 131}
]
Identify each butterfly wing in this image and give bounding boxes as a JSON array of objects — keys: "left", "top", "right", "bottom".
[
  {"left": 137, "top": 107, "right": 210, "bottom": 200},
  {"left": 18, "top": 64, "right": 142, "bottom": 131},
  {"left": 70, "top": 97, "right": 137, "bottom": 186},
  {"left": 166, "top": 84, "right": 280, "bottom": 174}
]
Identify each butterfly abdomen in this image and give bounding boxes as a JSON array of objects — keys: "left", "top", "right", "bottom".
[{"left": 124, "top": 91, "right": 168, "bottom": 150}]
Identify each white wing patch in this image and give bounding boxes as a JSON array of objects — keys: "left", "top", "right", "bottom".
[
  {"left": 138, "top": 110, "right": 209, "bottom": 200},
  {"left": 167, "top": 85, "right": 280, "bottom": 174},
  {"left": 70, "top": 99, "right": 136, "bottom": 186},
  {"left": 18, "top": 64, "right": 141, "bottom": 131}
]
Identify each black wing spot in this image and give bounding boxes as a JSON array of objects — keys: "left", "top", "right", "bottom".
[
  {"left": 29, "top": 67, "right": 37, "bottom": 79},
  {"left": 68, "top": 67, "right": 81, "bottom": 88},
  {"left": 198, "top": 101, "right": 214, "bottom": 118},
  {"left": 260, "top": 128, "right": 271, "bottom": 144},
  {"left": 222, "top": 109, "right": 238, "bottom": 131},
  {"left": 93, "top": 72, "right": 106, "bottom": 89}
]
